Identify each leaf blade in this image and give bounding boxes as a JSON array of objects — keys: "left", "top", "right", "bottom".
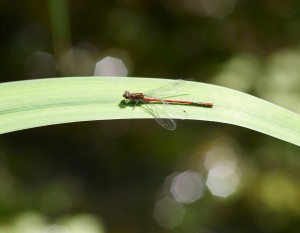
[{"left": 0, "top": 77, "right": 299, "bottom": 146}]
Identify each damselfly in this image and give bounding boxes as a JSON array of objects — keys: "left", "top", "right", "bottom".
[{"left": 123, "top": 80, "right": 213, "bottom": 130}]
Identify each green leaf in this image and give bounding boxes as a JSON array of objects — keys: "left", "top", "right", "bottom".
[{"left": 0, "top": 77, "right": 299, "bottom": 146}]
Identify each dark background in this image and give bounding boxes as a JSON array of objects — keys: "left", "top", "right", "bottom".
[{"left": 0, "top": 0, "right": 300, "bottom": 232}]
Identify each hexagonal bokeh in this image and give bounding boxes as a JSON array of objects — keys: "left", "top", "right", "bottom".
[
  {"left": 94, "top": 56, "right": 128, "bottom": 76},
  {"left": 153, "top": 197, "right": 185, "bottom": 229},
  {"left": 206, "top": 161, "right": 240, "bottom": 198},
  {"left": 170, "top": 171, "right": 205, "bottom": 203}
]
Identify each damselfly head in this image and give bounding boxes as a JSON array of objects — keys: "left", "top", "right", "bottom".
[{"left": 123, "top": 91, "right": 130, "bottom": 99}]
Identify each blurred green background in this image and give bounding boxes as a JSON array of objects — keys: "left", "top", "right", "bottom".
[{"left": 0, "top": 0, "right": 300, "bottom": 232}]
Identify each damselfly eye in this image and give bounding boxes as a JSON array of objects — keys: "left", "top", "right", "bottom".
[{"left": 123, "top": 91, "right": 129, "bottom": 98}]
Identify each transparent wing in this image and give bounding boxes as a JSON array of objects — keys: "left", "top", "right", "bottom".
[
  {"left": 145, "top": 80, "right": 185, "bottom": 99},
  {"left": 140, "top": 100, "right": 188, "bottom": 130},
  {"left": 141, "top": 100, "right": 176, "bottom": 130},
  {"left": 162, "top": 101, "right": 188, "bottom": 120}
]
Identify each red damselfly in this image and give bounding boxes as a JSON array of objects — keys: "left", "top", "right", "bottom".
[{"left": 123, "top": 80, "right": 213, "bottom": 130}]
